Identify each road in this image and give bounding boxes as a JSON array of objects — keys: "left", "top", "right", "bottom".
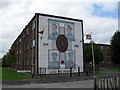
[{"left": 2, "top": 80, "right": 94, "bottom": 88}]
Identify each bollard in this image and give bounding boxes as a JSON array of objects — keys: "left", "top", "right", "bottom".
[
  {"left": 78, "top": 67, "right": 80, "bottom": 76},
  {"left": 70, "top": 67, "right": 72, "bottom": 77},
  {"left": 86, "top": 71, "right": 89, "bottom": 76},
  {"left": 39, "top": 68, "right": 41, "bottom": 76},
  {"left": 58, "top": 69, "right": 60, "bottom": 77},
  {"left": 114, "top": 77, "right": 117, "bottom": 89},
  {"left": 32, "top": 74, "right": 34, "bottom": 78},
  {"left": 94, "top": 76, "right": 97, "bottom": 90},
  {"left": 45, "top": 68, "right": 46, "bottom": 78},
  {"left": 118, "top": 72, "right": 120, "bottom": 88}
]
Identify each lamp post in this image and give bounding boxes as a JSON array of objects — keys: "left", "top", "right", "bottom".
[{"left": 91, "top": 33, "right": 95, "bottom": 76}]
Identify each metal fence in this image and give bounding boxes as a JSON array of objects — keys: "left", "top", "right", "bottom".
[
  {"left": 39, "top": 66, "right": 100, "bottom": 77},
  {"left": 94, "top": 73, "right": 120, "bottom": 90},
  {"left": 39, "top": 67, "right": 46, "bottom": 76}
]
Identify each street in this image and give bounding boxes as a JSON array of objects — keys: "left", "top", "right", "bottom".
[{"left": 2, "top": 80, "right": 94, "bottom": 88}]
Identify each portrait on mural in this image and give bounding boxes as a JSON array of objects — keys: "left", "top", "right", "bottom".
[
  {"left": 65, "top": 51, "right": 75, "bottom": 69},
  {"left": 48, "top": 23, "right": 59, "bottom": 40},
  {"left": 48, "top": 50, "right": 60, "bottom": 69},
  {"left": 65, "top": 24, "right": 75, "bottom": 41}
]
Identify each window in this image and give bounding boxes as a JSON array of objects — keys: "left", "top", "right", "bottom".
[
  {"left": 32, "top": 40, "right": 35, "bottom": 48},
  {"left": 19, "top": 60, "right": 21, "bottom": 65},
  {"left": 17, "top": 51, "right": 18, "bottom": 55},
  {"left": 19, "top": 50, "right": 21, "bottom": 54},
  {"left": 101, "top": 46, "right": 103, "bottom": 50},
  {"left": 17, "top": 60, "right": 19, "bottom": 64},
  {"left": 32, "top": 20, "right": 36, "bottom": 30},
  {"left": 27, "top": 45, "right": 29, "bottom": 50},
  {"left": 27, "top": 60, "right": 29, "bottom": 65},
  {"left": 26, "top": 28, "right": 29, "bottom": 35},
  {"left": 107, "top": 46, "right": 109, "bottom": 50},
  {"left": 19, "top": 38, "right": 21, "bottom": 43},
  {"left": 24, "top": 60, "right": 26, "bottom": 65},
  {"left": 23, "top": 32, "right": 25, "bottom": 38}
]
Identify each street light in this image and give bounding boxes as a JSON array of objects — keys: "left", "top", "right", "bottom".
[{"left": 85, "top": 32, "right": 96, "bottom": 76}]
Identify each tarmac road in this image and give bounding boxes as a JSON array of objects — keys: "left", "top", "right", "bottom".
[{"left": 2, "top": 80, "right": 94, "bottom": 88}]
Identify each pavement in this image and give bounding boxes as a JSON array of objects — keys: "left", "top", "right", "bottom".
[
  {"left": 2, "top": 73, "right": 95, "bottom": 89},
  {"left": 2, "top": 75, "right": 94, "bottom": 85},
  {"left": 2, "top": 80, "right": 94, "bottom": 88}
]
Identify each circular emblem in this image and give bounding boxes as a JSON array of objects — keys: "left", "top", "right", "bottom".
[{"left": 56, "top": 35, "right": 68, "bottom": 52}]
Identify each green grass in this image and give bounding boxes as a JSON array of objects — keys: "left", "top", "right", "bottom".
[
  {"left": 96, "top": 72, "right": 108, "bottom": 75},
  {"left": 0, "top": 67, "right": 2, "bottom": 79},
  {"left": 106, "top": 67, "right": 120, "bottom": 70},
  {"left": 0, "top": 67, "right": 42, "bottom": 80}
]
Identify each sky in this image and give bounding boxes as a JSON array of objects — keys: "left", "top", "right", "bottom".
[{"left": 0, "top": 0, "right": 119, "bottom": 58}]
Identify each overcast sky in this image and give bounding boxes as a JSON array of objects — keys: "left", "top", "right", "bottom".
[{"left": 0, "top": 0, "right": 119, "bottom": 58}]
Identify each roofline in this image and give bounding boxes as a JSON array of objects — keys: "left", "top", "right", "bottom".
[
  {"left": 35, "top": 13, "right": 83, "bottom": 22},
  {"left": 84, "top": 43, "right": 110, "bottom": 46},
  {"left": 97, "top": 43, "right": 110, "bottom": 46}
]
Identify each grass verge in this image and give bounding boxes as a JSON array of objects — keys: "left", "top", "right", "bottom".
[
  {"left": 96, "top": 72, "right": 108, "bottom": 75},
  {"left": 0, "top": 67, "right": 42, "bottom": 80},
  {"left": 106, "top": 67, "right": 120, "bottom": 71}
]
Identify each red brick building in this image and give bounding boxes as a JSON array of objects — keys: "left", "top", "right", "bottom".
[
  {"left": 12, "top": 14, "right": 38, "bottom": 74},
  {"left": 84, "top": 43, "right": 112, "bottom": 67},
  {"left": 97, "top": 44, "right": 112, "bottom": 66}
]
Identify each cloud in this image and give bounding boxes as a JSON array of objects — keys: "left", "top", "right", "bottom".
[
  {"left": 0, "top": 0, "right": 118, "bottom": 57},
  {"left": 0, "top": 1, "right": 33, "bottom": 57},
  {"left": 84, "top": 16, "right": 117, "bottom": 44},
  {"left": 93, "top": 2, "right": 118, "bottom": 12}
]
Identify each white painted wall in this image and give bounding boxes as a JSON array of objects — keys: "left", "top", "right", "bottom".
[{"left": 38, "top": 15, "right": 83, "bottom": 74}]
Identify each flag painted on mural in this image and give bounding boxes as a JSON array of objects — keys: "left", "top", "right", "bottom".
[
  {"left": 86, "top": 34, "right": 91, "bottom": 39},
  {"left": 38, "top": 30, "right": 44, "bottom": 34}
]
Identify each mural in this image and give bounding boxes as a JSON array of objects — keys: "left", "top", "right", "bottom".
[
  {"left": 65, "top": 24, "right": 75, "bottom": 41},
  {"left": 48, "top": 19, "right": 75, "bottom": 69},
  {"left": 48, "top": 50, "right": 60, "bottom": 69},
  {"left": 65, "top": 51, "right": 75, "bottom": 69},
  {"left": 48, "top": 23, "right": 59, "bottom": 40}
]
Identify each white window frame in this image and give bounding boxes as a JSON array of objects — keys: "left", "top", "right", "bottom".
[
  {"left": 27, "top": 45, "right": 29, "bottom": 50},
  {"left": 26, "top": 28, "right": 29, "bottom": 35},
  {"left": 27, "top": 60, "right": 29, "bottom": 65},
  {"left": 32, "top": 40, "right": 35, "bottom": 48},
  {"left": 19, "top": 50, "right": 21, "bottom": 54},
  {"left": 19, "top": 38, "right": 21, "bottom": 43},
  {"left": 101, "top": 46, "right": 103, "bottom": 50},
  {"left": 32, "top": 20, "right": 36, "bottom": 30}
]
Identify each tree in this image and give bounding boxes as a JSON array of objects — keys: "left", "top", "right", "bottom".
[
  {"left": 2, "top": 53, "right": 10, "bottom": 67},
  {"left": 8, "top": 47, "right": 16, "bottom": 65},
  {"left": 84, "top": 42, "right": 104, "bottom": 65},
  {"left": 2, "top": 47, "right": 16, "bottom": 67},
  {"left": 110, "top": 30, "right": 120, "bottom": 65}
]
